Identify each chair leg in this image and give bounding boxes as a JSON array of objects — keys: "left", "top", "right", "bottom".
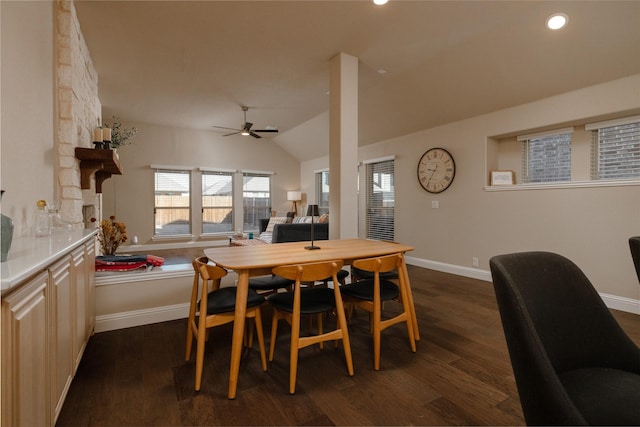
[
  {"left": 195, "top": 323, "right": 207, "bottom": 391},
  {"left": 289, "top": 311, "right": 301, "bottom": 394},
  {"left": 373, "top": 302, "right": 382, "bottom": 371},
  {"left": 185, "top": 321, "right": 194, "bottom": 361},
  {"left": 269, "top": 309, "right": 279, "bottom": 362},
  {"left": 253, "top": 308, "right": 268, "bottom": 372}
]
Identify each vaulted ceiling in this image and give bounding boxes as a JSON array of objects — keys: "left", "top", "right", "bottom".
[{"left": 75, "top": 1, "right": 640, "bottom": 161}]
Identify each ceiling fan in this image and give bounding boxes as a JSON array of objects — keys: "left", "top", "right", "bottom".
[{"left": 212, "top": 106, "right": 278, "bottom": 139}]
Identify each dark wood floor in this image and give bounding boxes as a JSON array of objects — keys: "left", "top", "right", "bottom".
[{"left": 56, "top": 266, "right": 639, "bottom": 426}]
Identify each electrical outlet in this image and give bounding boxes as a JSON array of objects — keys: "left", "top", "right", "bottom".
[
  {"left": 431, "top": 200, "right": 439, "bottom": 209},
  {"left": 472, "top": 257, "right": 479, "bottom": 267}
]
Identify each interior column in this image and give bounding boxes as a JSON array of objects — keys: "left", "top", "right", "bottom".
[{"left": 329, "top": 52, "right": 358, "bottom": 239}]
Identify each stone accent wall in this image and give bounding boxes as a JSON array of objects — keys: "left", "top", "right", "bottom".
[{"left": 55, "top": 0, "right": 101, "bottom": 226}]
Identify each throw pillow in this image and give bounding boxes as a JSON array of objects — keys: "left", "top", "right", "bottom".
[
  {"left": 319, "top": 213, "right": 329, "bottom": 223},
  {"left": 265, "top": 216, "right": 288, "bottom": 233}
]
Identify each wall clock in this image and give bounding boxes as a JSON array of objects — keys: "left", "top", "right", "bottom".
[{"left": 417, "top": 148, "right": 456, "bottom": 193}]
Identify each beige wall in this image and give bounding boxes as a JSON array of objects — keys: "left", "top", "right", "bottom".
[
  {"left": 100, "top": 114, "right": 300, "bottom": 246},
  {"left": 303, "top": 74, "right": 640, "bottom": 303},
  {"left": 1, "top": 0, "right": 100, "bottom": 237},
  {"left": 1, "top": 0, "right": 56, "bottom": 236}
]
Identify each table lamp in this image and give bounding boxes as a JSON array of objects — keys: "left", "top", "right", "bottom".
[
  {"left": 287, "top": 190, "right": 301, "bottom": 216},
  {"left": 305, "top": 204, "right": 320, "bottom": 250}
]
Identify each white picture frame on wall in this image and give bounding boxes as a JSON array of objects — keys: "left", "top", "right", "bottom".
[{"left": 491, "top": 170, "right": 516, "bottom": 186}]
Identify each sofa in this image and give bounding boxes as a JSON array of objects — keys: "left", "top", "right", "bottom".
[{"left": 259, "top": 217, "right": 329, "bottom": 244}]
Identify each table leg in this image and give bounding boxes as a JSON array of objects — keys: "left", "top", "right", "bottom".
[
  {"left": 228, "top": 269, "right": 249, "bottom": 399},
  {"left": 399, "top": 256, "right": 420, "bottom": 341}
]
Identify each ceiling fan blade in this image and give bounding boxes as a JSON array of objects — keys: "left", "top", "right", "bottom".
[
  {"left": 253, "top": 129, "right": 279, "bottom": 133},
  {"left": 223, "top": 131, "right": 241, "bottom": 137},
  {"left": 243, "top": 122, "right": 253, "bottom": 131},
  {"left": 213, "top": 125, "right": 242, "bottom": 132},
  {"left": 250, "top": 132, "right": 262, "bottom": 139}
]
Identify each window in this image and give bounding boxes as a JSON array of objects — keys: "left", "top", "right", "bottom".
[
  {"left": 154, "top": 169, "right": 191, "bottom": 236},
  {"left": 202, "top": 171, "right": 234, "bottom": 234},
  {"left": 243, "top": 172, "right": 271, "bottom": 232},
  {"left": 365, "top": 158, "right": 394, "bottom": 241},
  {"left": 519, "top": 128, "right": 572, "bottom": 183},
  {"left": 588, "top": 117, "right": 640, "bottom": 180},
  {"left": 315, "top": 170, "right": 330, "bottom": 214}
]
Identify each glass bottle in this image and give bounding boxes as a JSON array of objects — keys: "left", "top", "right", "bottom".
[
  {"left": 34, "top": 199, "right": 51, "bottom": 237},
  {"left": 49, "top": 200, "right": 72, "bottom": 232}
]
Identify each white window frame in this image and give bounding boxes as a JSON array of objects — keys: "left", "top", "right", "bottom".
[
  {"left": 152, "top": 166, "right": 193, "bottom": 238},
  {"left": 242, "top": 171, "right": 272, "bottom": 233},
  {"left": 201, "top": 169, "right": 234, "bottom": 235}
]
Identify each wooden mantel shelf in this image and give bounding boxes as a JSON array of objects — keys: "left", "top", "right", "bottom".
[{"left": 75, "top": 147, "right": 123, "bottom": 193}]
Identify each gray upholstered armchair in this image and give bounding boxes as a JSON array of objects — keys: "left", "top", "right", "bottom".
[{"left": 490, "top": 252, "right": 640, "bottom": 425}]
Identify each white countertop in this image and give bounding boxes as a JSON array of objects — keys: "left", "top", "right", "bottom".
[{"left": 1, "top": 229, "right": 97, "bottom": 295}]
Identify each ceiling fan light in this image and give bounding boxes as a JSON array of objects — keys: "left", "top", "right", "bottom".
[{"left": 241, "top": 131, "right": 250, "bottom": 136}]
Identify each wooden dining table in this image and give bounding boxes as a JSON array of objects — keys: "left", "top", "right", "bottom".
[{"left": 204, "top": 238, "right": 420, "bottom": 399}]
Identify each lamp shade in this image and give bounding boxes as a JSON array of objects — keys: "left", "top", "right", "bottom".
[
  {"left": 307, "top": 204, "right": 319, "bottom": 216},
  {"left": 287, "top": 191, "right": 302, "bottom": 201}
]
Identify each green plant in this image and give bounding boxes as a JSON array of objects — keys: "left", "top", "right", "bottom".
[{"left": 104, "top": 115, "right": 138, "bottom": 148}]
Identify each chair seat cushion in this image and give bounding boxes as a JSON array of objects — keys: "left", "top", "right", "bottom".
[
  {"left": 340, "top": 279, "right": 399, "bottom": 301},
  {"left": 559, "top": 367, "right": 640, "bottom": 426},
  {"left": 322, "top": 269, "right": 350, "bottom": 282},
  {"left": 249, "top": 275, "right": 294, "bottom": 291},
  {"left": 267, "top": 287, "right": 335, "bottom": 314},
  {"left": 351, "top": 267, "right": 398, "bottom": 281},
  {"left": 198, "top": 287, "right": 265, "bottom": 314}
]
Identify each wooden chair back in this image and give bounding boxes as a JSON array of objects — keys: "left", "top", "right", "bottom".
[
  {"left": 346, "top": 252, "right": 416, "bottom": 370},
  {"left": 269, "top": 259, "right": 353, "bottom": 393}
]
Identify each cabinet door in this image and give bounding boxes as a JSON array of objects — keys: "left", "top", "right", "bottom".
[
  {"left": 49, "top": 256, "right": 74, "bottom": 423},
  {"left": 71, "top": 247, "right": 86, "bottom": 372},
  {"left": 85, "top": 240, "right": 96, "bottom": 335},
  {"left": 1, "top": 271, "right": 50, "bottom": 427}
]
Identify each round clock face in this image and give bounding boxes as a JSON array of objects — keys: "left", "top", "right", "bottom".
[{"left": 417, "top": 148, "right": 456, "bottom": 193}]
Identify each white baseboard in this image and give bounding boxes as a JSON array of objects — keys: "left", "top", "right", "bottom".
[
  {"left": 94, "top": 302, "right": 189, "bottom": 333},
  {"left": 404, "top": 255, "right": 640, "bottom": 315},
  {"left": 599, "top": 293, "right": 640, "bottom": 315},
  {"left": 404, "top": 256, "right": 493, "bottom": 282}
]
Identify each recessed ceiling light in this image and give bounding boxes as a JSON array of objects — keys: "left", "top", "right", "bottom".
[
  {"left": 373, "top": 0, "right": 388, "bottom": 5},
  {"left": 546, "top": 13, "right": 568, "bottom": 30},
  {"left": 377, "top": 69, "right": 387, "bottom": 75}
]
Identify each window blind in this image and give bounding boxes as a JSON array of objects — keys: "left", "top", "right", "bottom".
[
  {"left": 242, "top": 172, "right": 271, "bottom": 232},
  {"left": 365, "top": 159, "right": 394, "bottom": 242},
  {"left": 590, "top": 120, "right": 640, "bottom": 180},
  {"left": 521, "top": 132, "right": 571, "bottom": 183},
  {"left": 315, "top": 170, "right": 330, "bottom": 214}
]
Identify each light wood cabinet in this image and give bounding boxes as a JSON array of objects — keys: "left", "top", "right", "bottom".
[
  {"left": 1, "top": 271, "right": 50, "bottom": 427},
  {"left": 50, "top": 255, "right": 74, "bottom": 421},
  {"left": 1, "top": 232, "right": 96, "bottom": 427}
]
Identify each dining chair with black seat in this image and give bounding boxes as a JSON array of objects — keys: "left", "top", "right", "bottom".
[
  {"left": 248, "top": 274, "right": 294, "bottom": 296},
  {"left": 351, "top": 266, "right": 398, "bottom": 283},
  {"left": 267, "top": 260, "right": 354, "bottom": 394},
  {"left": 186, "top": 256, "right": 268, "bottom": 392},
  {"left": 490, "top": 251, "right": 640, "bottom": 426},
  {"left": 629, "top": 236, "right": 640, "bottom": 284},
  {"left": 340, "top": 253, "right": 416, "bottom": 371}
]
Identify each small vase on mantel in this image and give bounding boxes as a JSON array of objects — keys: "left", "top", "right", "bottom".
[{"left": 1, "top": 190, "right": 14, "bottom": 262}]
